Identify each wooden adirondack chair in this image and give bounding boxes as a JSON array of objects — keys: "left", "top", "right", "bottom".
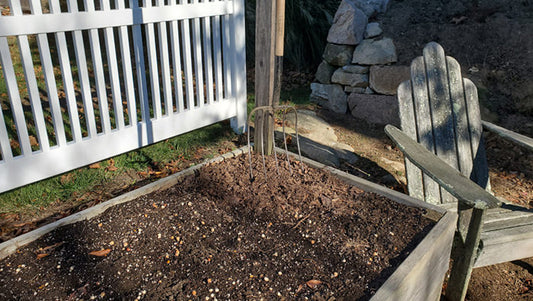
[{"left": 384, "top": 42, "right": 533, "bottom": 301}]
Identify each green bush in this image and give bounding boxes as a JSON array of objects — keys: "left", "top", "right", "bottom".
[{"left": 245, "top": 0, "right": 341, "bottom": 71}]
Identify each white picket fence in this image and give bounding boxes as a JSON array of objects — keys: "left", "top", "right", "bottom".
[{"left": 0, "top": 0, "right": 247, "bottom": 193}]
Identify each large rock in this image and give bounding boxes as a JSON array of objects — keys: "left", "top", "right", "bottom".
[
  {"left": 327, "top": 0, "right": 368, "bottom": 45},
  {"left": 348, "top": 93, "right": 400, "bottom": 126},
  {"left": 364, "top": 22, "right": 383, "bottom": 38},
  {"left": 310, "top": 83, "right": 348, "bottom": 114},
  {"left": 331, "top": 69, "right": 369, "bottom": 87},
  {"left": 369, "top": 65, "right": 410, "bottom": 95},
  {"left": 352, "top": 0, "right": 391, "bottom": 17},
  {"left": 275, "top": 110, "right": 359, "bottom": 167},
  {"left": 323, "top": 43, "right": 355, "bottom": 66},
  {"left": 352, "top": 38, "right": 397, "bottom": 65},
  {"left": 315, "top": 61, "right": 336, "bottom": 84}
]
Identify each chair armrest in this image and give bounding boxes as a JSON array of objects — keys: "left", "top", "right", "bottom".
[
  {"left": 385, "top": 125, "right": 501, "bottom": 209},
  {"left": 482, "top": 121, "right": 533, "bottom": 152}
]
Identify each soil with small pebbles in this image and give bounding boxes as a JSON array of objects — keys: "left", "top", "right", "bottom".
[{"left": 0, "top": 154, "right": 434, "bottom": 300}]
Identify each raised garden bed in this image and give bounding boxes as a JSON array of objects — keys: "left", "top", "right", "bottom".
[{"left": 0, "top": 148, "right": 455, "bottom": 300}]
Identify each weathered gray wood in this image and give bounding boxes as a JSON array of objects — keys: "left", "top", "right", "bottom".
[
  {"left": 424, "top": 43, "right": 458, "bottom": 204},
  {"left": 385, "top": 125, "right": 501, "bottom": 209},
  {"left": 446, "top": 207, "right": 485, "bottom": 301},
  {"left": 475, "top": 232, "right": 533, "bottom": 267},
  {"left": 483, "top": 120, "right": 533, "bottom": 152},
  {"left": 464, "top": 79, "right": 490, "bottom": 190},
  {"left": 397, "top": 81, "right": 425, "bottom": 201},
  {"left": 254, "top": 0, "right": 276, "bottom": 154},
  {"left": 370, "top": 212, "right": 456, "bottom": 301},
  {"left": 480, "top": 223, "right": 533, "bottom": 245},
  {"left": 440, "top": 203, "right": 533, "bottom": 225},
  {"left": 483, "top": 214, "right": 533, "bottom": 232},
  {"left": 410, "top": 56, "right": 441, "bottom": 204},
  {"left": 446, "top": 56, "right": 474, "bottom": 180}
]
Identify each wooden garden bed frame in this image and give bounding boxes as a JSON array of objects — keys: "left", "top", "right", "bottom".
[{"left": 0, "top": 147, "right": 457, "bottom": 300}]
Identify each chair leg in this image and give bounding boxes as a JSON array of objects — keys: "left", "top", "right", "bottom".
[{"left": 445, "top": 207, "right": 485, "bottom": 301}]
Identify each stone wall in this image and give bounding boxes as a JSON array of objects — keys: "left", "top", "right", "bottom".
[{"left": 310, "top": 0, "right": 407, "bottom": 127}]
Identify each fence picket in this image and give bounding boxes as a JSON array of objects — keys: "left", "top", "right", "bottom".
[
  {"left": 0, "top": 98, "right": 11, "bottom": 161},
  {"left": 8, "top": 0, "right": 49, "bottom": 153},
  {"left": 156, "top": 0, "right": 172, "bottom": 116},
  {"left": 180, "top": 2, "right": 195, "bottom": 110},
  {"left": 48, "top": 0, "right": 82, "bottom": 143},
  {"left": 100, "top": 1, "right": 125, "bottom": 130},
  {"left": 143, "top": 0, "right": 162, "bottom": 119},
  {"left": 0, "top": 38, "right": 24, "bottom": 158},
  {"left": 65, "top": 0, "right": 97, "bottom": 138},
  {"left": 84, "top": 0, "right": 112, "bottom": 134},
  {"left": 170, "top": 19, "right": 185, "bottom": 113},
  {"left": 212, "top": 14, "right": 223, "bottom": 102},
  {"left": 131, "top": 0, "right": 151, "bottom": 141},
  {"left": 222, "top": 0, "right": 232, "bottom": 99},
  {"left": 30, "top": 0, "right": 68, "bottom": 147},
  {"left": 117, "top": 0, "right": 136, "bottom": 126},
  {"left": 0, "top": 40, "right": 31, "bottom": 155},
  {"left": 202, "top": 0, "right": 214, "bottom": 105},
  {"left": 192, "top": 0, "right": 205, "bottom": 107}
]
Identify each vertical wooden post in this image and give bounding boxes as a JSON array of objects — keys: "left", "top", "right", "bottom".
[
  {"left": 445, "top": 205, "right": 486, "bottom": 301},
  {"left": 254, "top": 0, "right": 276, "bottom": 154}
]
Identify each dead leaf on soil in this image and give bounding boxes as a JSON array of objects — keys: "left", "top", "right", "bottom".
[
  {"left": 29, "top": 135, "right": 39, "bottom": 147},
  {"left": 89, "top": 163, "right": 101, "bottom": 169},
  {"left": 306, "top": 279, "right": 322, "bottom": 289},
  {"left": 60, "top": 173, "right": 73, "bottom": 184},
  {"left": 35, "top": 242, "right": 63, "bottom": 259},
  {"left": 106, "top": 165, "right": 118, "bottom": 172},
  {"left": 89, "top": 249, "right": 111, "bottom": 256}
]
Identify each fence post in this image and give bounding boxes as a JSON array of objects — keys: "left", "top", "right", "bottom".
[{"left": 230, "top": 0, "right": 247, "bottom": 134}]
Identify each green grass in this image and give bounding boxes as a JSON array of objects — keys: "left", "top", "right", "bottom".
[{"left": 0, "top": 122, "right": 237, "bottom": 214}]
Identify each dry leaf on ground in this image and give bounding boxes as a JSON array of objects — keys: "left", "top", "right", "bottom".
[
  {"left": 89, "top": 163, "right": 101, "bottom": 169},
  {"left": 306, "top": 279, "right": 322, "bottom": 289},
  {"left": 89, "top": 249, "right": 111, "bottom": 257}
]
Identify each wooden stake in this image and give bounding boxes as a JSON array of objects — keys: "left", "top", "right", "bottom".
[{"left": 254, "top": 0, "right": 276, "bottom": 154}]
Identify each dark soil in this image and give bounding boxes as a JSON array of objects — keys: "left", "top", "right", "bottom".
[{"left": 0, "top": 154, "right": 434, "bottom": 300}]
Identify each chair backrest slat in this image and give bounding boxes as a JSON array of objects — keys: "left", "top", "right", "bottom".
[{"left": 397, "top": 42, "right": 490, "bottom": 205}]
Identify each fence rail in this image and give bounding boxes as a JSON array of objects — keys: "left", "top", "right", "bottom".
[{"left": 0, "top": 0, "right": 247, "bottom": 193}]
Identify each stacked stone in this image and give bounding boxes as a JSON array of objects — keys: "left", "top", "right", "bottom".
[{"left": 311, "top": 0, "right": 408, "bottom": 126}]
